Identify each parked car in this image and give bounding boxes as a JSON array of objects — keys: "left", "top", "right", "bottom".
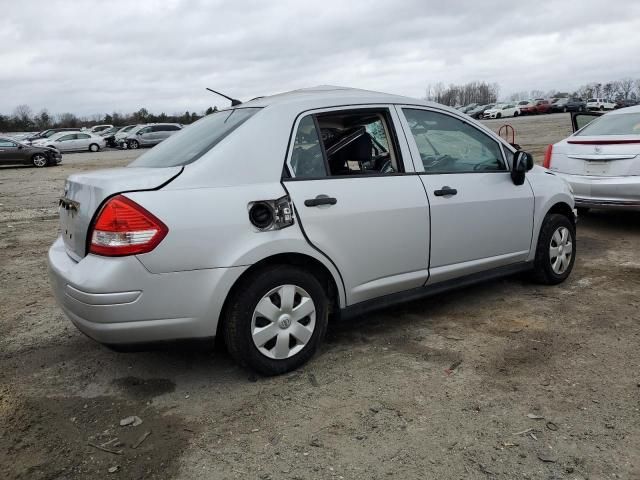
[
  {"left": 88, "top": 124, "right": 113, "bottom": 133},
  {"left": 535, "top": 100, "right": 552, "bottom": 114},
  {"left": 48, "top": 86, "right": 576, "bottom": 375},
  {"left": 614, "top": 99, "right": 638, "bottom": 109},
  {"left": 33, "top": 131, "right": 106, "bottom": 152},
  {"left": 544, "top": 106, "right": 640, "bottom": 212},
  {"left": 120, "top": 123, "right": 182, "bottom": 149},
  {"left": 0, "top": 136, "right": 62, "bottom": 167},
  {"left": 518, "top": 101, "right": 536, "bottom": 115},
  {"left": 483, "top": 103, "right": 520, "bottom": 118},
  {"left": 101, "top": 126, "right": 133, "bottom": 148},
  {"left": 551, "top": 97, "right": 586, "bottom": 113},
  {"left": 459, "top": 103, "right": 478, "bottom": 114},
  {"left": 587, "top": 98, "right": 615, "bottom": 111},
  {"left": 21, "top": 128, "right": 81, "bottom": 145},
  {"left": 467, "top": 104, "right": 494, "bottom": 119}
]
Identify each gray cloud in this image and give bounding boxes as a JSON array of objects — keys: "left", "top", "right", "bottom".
[{"left": 2, "top": 0, "right": 639, "bottom": 116}]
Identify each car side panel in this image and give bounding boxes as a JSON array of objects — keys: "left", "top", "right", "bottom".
[{"left": 125, "top": 183, "right": 347, "bottom": 308}]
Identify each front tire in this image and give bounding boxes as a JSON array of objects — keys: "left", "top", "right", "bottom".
[
  {"left": 129, "top": 139, "right": 139, "bottom": 149},
  {"left": 531, "top": 214, "right": 576, "bottom": 285},
  {"left": 513, "top": 111, "right": 519, "bottom": 117},
  {"left": 89, "top": 143, "right": 100, "bottom": 152},
  {"left": 496, "top": 113, "right": 502, "bottom": 119},
  {"left": 31, "top": 153, "right": 48, "bottom": 168},
  {"left": 223, "top": 265, "right": 328, "bottom": 375}
]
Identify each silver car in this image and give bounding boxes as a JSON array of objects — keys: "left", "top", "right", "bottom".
[
  {"left": 123, "top": 123, "right": 182, "bottom": 149},
  {"left": 48, "top": 86, "right": 576, "bottom": 375},
  {"left": 545, "top": 106, "right": 640, "bottom": 211}
]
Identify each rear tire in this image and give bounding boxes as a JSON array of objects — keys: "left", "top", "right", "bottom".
[
  {"left": 31, "top": 153, "right": 48, "bottom": 168},
  {"left": 89, "top": 143, "right": 100, "bottom": 152},
  {"left": 531, "top": 214, "right": 576, "bottom": 285},
  {"left": 223, "top": 265, "right": 328, "bottom": 376}
]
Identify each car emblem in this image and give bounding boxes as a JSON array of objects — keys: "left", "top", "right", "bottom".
[{"left": 594, "top": 146, "right": 602, "bottom": 154}]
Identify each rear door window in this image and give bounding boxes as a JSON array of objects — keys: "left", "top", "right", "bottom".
[{"left": 290, "top": 115, "right": 327, "bottom": 178}]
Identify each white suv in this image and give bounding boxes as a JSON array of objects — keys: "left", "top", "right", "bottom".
[
  {"left": 48, "top": 86, "right": 576, "bottom": 375},
  {"left": 587, "top": 98, "right": 615, "bottom": 111}
]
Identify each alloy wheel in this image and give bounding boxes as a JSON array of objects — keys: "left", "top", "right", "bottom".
[
  {"left": 251, "top": 284, "right": 316, "bottom": 360},
  {"left": 32, "top": 154, "right": 47, "bottom": 167},
  {"left": 549, "top": 226, "right": 573, "bottom": 275}
]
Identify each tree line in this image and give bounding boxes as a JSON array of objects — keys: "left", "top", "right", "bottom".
[
  {"left": 425, "top": 77, "right": 640, "bottom": 107},
  {"left": 0, "top": 106, "right": 219, "bottom": 133}
]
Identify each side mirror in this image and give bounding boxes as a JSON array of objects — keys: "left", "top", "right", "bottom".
[{"left": 511, "top": 151, "right": 533, "bottom": 185}]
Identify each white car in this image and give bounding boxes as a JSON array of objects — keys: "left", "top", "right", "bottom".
[
  {"left": 544, "top": 107, "right": 640, "bottom": 211},
  {"left": 88, "top": 124, "right": 114, "bottom": 133},
  {"left": 586, "top": 98, "right": 615, "bottom": 111},
  {"left": 33, "top": 131, "right": 106, "bottom": 152},
  {"left": 483, "top": 103, "right": 520, "bottom": 119},
  {"left": 48, "top": 86, "right": 576, "bottom": 375}
]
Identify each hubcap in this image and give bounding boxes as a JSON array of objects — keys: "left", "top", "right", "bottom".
[
  {"left": 251, "top": 284, "right": 316, "bottom": 360},
  {"left": 549, "top": 226, "right": 572, "bottom": 275}
]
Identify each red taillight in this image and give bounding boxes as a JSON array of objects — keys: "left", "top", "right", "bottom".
[
  {"left": 543, "top": 144, "right": 553, "bottom": 169},
  {"left": 89, "top": 195, "right": 168, "bottom": 256}
]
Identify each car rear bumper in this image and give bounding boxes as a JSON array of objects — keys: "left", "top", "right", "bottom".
[
  {"left": 47, "top": 236, "right": 247, "bottom": 344},
  {"left": 553, "top": 172, "right": 640, "bottom": 210}
]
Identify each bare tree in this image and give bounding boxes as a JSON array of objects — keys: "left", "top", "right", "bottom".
[{"left": 618, "top": 78, "right": 634, "bottom": 99}]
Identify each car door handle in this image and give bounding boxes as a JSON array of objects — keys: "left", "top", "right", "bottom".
[
  {"left": 434, "top": 186, "right": 457, "bottom": 196},
  {"left": 304, "top": 196, "right": 337, "bottom": 207}
]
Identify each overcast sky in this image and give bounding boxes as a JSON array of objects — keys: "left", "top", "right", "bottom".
[{"left": 2, "top": 0, "right": 640, "bottom": 116}]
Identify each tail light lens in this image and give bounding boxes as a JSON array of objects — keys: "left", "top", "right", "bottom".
[
  {"left": 543, "top": 144, "right": 553, "bottom": 168},
  {"left": 89, "top": 195, "right": 168, "bottom": 256}
]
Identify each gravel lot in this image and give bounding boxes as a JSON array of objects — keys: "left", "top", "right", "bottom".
[{"left": 1, "top": 114, "right": 639, "bottom": 479}]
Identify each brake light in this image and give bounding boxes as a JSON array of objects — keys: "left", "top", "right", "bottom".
[
  {"left": 543, "top": 144, "right": 553, "bottom": 168},
  {"left": 89, "top": 195, "right": 168, "bottom": 256}
]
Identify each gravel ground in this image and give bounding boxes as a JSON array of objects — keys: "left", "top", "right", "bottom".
[{"left": 1, "top": 115, "right": 639, "bottom": 479}]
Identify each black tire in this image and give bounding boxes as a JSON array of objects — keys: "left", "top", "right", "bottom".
[
  {"left": 496, "top": 113, "right": 502, "bottom": 119},
  {"left": 89, "top": 143, "right": 100, "bottom": 152},
  {"left": 513, "top": 111, "right": 519, "bottom": 117},
  {"left": 599, "top": 106, "right": 604, "bottom": 111},
  {"left": 129, "top": 139, "right": 139, "bottom": 149},
  {"left": 531, "top": 214, "right": 576, "bottom": 285},
  {"left": 31, "top": 153, "right": 48, "bottom": 168},
  {"left": 223, "top": 265, "right": 329, "bottom": 376}
]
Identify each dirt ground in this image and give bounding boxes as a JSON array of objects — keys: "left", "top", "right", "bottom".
[{"left": 1, "top": 113, "right": 639, "bottom": 479}]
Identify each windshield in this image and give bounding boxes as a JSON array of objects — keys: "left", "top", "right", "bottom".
[
  {"left": 129, "top": 108, "right": 261, "bottom": 168},
  {"left": 576, "top": 113, "right": 640, "bottom": 136}
]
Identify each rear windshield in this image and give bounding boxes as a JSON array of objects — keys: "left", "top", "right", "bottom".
[
  {"left": 576, "top": 113, "right": 640, "bottom": 136},
  {"left": 129, "top": 108, "right": 260, "bottom": 168}
]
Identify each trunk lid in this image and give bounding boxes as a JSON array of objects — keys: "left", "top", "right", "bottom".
[
  {"left": 551, "top": 136, "right": 640, "bottom": 176},
  {"left": 59, "top": 166, "right": 182, "bottom": 260}
]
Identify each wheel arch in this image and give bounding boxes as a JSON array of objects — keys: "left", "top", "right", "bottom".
[
  {"left": 216, "top": 252, "right": 343, "bottom": 339},
  {"left": 545, "top": 201, "right": 575, "bottom": 225}
]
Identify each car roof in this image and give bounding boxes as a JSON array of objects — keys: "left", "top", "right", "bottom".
[{"left": 241, "top": 85, "right": 438, "bottom": 110}]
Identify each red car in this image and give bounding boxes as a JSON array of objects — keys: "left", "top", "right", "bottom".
[
  {"left": 535, "top": 100, "right": 552, "bottom": 114},
  {"left": 518, "top": 101, "right": 537, "bottom": 115}
]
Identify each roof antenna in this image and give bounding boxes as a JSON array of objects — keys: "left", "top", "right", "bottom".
[{"left": 206, "top": 88, "right": 242, "bottom": 106}]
